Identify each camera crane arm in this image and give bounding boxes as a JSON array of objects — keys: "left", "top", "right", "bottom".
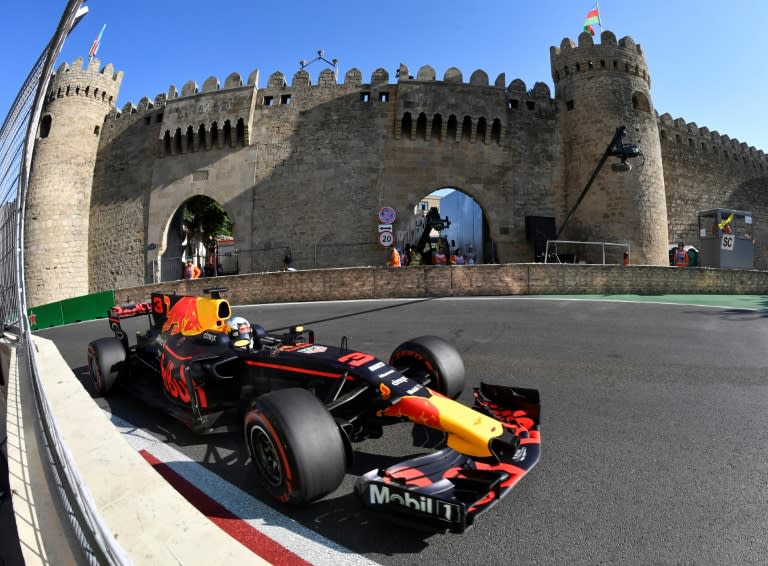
[{"left": 555, "top": 126, "right": 643, "bottom": 240}]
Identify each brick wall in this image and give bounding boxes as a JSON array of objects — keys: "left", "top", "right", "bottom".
[{"left": 114, "top": 264, "right": 768, "bottom": 306}]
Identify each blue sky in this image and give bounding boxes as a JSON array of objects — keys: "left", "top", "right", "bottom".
[{"left": 2, "top": 1, "right": 768, "bottom": 152}]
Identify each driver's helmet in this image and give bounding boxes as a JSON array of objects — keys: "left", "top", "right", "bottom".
[{"left": 227, "top": 316, "right": 252, "bottom": 348}]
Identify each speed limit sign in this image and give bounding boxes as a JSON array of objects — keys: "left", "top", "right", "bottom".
[{"left": 378, "top": 231, "right": 394, "bottom": 247}]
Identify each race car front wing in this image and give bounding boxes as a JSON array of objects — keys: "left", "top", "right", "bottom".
[{"left": 355, "top": 383, "right": 540, "bottom": 533}]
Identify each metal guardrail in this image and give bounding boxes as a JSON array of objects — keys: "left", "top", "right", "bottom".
[
  {"left": 1, "top": 1, "right": 131, "bottom": 564},
  {"left": 544, "top": 239, "right": 630, "bottom": 264},
  {"left": 152, "top": 242, "right": 384, "bottom": 282}
]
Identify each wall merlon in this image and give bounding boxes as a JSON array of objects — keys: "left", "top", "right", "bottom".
[
  {"left": 469, "top": 70, "right": 489, "bottom": 86},
  {"left": 267, "top": 71, "right": 287, "bottom": 89},
  {"left": 343, "top": 68, "right": 362, "bottom": 86},
  {"left": 507, "top": 79, "right": 527, "bottom": 95},
  {"left": 181, "top": 80, "right": 199, "bottom": 97},
  {"left": 416, "top": 65, "right": 435, "bottom": 81},
  {"left": 202, "top": 76, "right": 220, "bottom": 92},
  {"left": 224, "top": 72, "right": 243, "bottom": 89},
  {"left": 530, "top": 82, "right": 551, "bottom": 98}
]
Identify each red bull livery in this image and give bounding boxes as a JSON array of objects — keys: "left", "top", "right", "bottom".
[{"left": 87, "top": 288, "right": 541, "bottom": 532}]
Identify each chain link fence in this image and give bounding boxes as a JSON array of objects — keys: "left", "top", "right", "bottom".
[
  {"left": 152, "top": 242, "right": 386, "bottom": 282},
  {"left": 1, "top": 1, "right": 132, "bottom": 564},
  {"left": 0, "top": 46, "right": 47, "bottom": 329}
]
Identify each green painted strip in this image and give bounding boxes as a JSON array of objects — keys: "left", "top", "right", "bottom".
[{"left": 531, "top": 294, "right": 768, "bottom": 311}]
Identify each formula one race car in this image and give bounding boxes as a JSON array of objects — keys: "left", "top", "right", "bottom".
[{"left": 87, "top": 289, "right": 540, "bottom": 532}]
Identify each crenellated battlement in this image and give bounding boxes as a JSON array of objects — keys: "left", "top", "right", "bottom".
[
  {"left": 658, "top": 112, "right": 767, "bottom": 169},
  {"left": 116, "top": 63, "right": 551, "bottom": 111},
  {"left": 550, "top": 30, "right": 650, "bottom": 88},
  {"left": 47, "top": 57, "right": 123, "bottom": 107},
  {"left": 106, "top": 93, "right": 167, "bottom": 122}
]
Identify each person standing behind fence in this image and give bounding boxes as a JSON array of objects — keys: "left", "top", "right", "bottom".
[
  {"left": 184, "top": 259, "right": 201, "bottom": 279},
  {"left": 673, "top": 242, "right": 689, "bottom": 268},
  {"left": 450, "top": 248, "right": 466, "bottom": 265},
  {"left": 432, "top": 246, "right": 447, "bottom": 266},
  {"left": 466, "top": 244, "right": 477, "bottom": 265},
  {"left": 388, "top": 246, "right": 401, "bottom": 267},
  {"left": 408, "top": 246, "right": 422, "bottom": 265}
]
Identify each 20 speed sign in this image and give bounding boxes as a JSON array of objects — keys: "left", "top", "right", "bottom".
[{"left": 378, "top": 231, "right": 394, "bottom": 247}]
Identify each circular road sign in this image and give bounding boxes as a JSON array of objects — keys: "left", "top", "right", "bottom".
[
  {"left": 378, "top": 231, "right": 394, "bottom": 247},
  {"left": 378, "top": 206, "right": 397, "bottom": 224}
]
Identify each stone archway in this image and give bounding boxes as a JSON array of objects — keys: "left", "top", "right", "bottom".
[
  {"left": 400, "top": 187, "right": 491, "bottom": 265},
  {"left": 153, "top": 195, "right": 234, "bottom": 282}
]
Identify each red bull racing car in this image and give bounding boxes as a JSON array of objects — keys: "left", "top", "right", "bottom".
[{"left": 87, "top": 289, "right": 540, "bottom": 532}]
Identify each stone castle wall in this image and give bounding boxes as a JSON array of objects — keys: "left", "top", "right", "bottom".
[
  {"left": 24, "top": 31, "right": 768, "bottom": 306},
  {"left": 658, "top": 114, "right": 768, "bottom": 269}
]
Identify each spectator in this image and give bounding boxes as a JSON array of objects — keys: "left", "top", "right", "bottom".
[
  {"left": 388, "top": 246, "right": 401, "bottom": 267},
  {"left": 432, "top": 246, "right": 447, "bottom": 266},
  {"left": 466, "top": 244, "right": 477, "bottom": 265},
  {"left": 183, "top": 259, "right": 201, "bottom": 279},
  {"left": 450, "top": 248, "right": 466, "bottom": 265},
  {"left": 401, "top": 245, "right": 411, "bottom": 266},
  {"left": 408, "top": 247, "right": 422, "bottom": 265},
  {"left": 673, "top": 242, "right": 689, "bottom": 268}
]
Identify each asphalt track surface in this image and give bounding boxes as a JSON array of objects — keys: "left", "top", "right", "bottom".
[{"left": 40, "top": 296, "right": 768, "bottom": 565}]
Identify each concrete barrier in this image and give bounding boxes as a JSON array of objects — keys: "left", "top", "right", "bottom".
[{"left": 3, "top": 335, "right": 266, "bottom": 565}]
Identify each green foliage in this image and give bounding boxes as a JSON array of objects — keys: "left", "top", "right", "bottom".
[{"left": 182, "top": 196, "right": 233, "bottom": 256}]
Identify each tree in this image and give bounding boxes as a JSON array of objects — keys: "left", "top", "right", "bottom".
[{"left": 182, "top": 196, "right": 232, "bottom": 262}]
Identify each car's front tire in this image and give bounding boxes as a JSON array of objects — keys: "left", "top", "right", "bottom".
[
  {"left": 390, "top": 335, "right": 465, "bottom": 399},
  {"left": 244, "top": 388, "right": 346, "bottom": 504},
  {"left": 87, "top": 337, "right": 126, "bottom": 396}
]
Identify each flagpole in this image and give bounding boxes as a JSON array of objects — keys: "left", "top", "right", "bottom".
[
  {"left": 596, "top": 1, "right": 603, "bottom": 33},
  {"left": 89, "top": 23, "right": 106, "bottom": 63}
]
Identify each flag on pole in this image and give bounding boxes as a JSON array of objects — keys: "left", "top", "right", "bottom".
[
  {"left": 718, "top": 213, "right": 735, "bottom": 230},
  {"left": 583, "top": 3, "right": 602, "bottom": 36},
  {"left": 89, "top": 24, "right": 106, "bottom": 63}
]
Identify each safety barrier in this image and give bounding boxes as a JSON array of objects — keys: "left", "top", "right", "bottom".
[{"left": 27, "top": 290, "right": 115, "bottom": 330}]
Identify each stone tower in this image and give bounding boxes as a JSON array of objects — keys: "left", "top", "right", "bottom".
[
  {"left": 551, "top": 31, "right": 668, "bottom": 265},
  {"left": 24, "top": 57, "right": 122, "bottom": 306}
]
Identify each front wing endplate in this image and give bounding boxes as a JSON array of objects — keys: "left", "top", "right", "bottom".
[{"left": 355, "top": 382, "right": 541, "bottom": 533}]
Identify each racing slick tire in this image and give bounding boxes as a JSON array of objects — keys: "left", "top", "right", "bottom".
[
  {"left": 87, "top": 337, "right": 126, "bottom": 396},
  {"left": 389, "top": 335, "right": 465, "bottom": 399},
  {"left": 244, "top": 388, "right": 346, "bottom": 504}
]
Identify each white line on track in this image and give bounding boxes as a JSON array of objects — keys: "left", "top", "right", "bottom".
[{"left": 108, "top": 413, "right": 380, "bottom": 566}]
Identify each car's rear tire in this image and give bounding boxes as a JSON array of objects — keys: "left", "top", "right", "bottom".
[
  {"left": 244, "top": 388, "right": 346, "bottom": 504},
  {"left": 87, "top": 337, "right": 126, "bottom": 396},
  {"left": 389, "top": 335, "right": 465, "bottom": 399}
]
